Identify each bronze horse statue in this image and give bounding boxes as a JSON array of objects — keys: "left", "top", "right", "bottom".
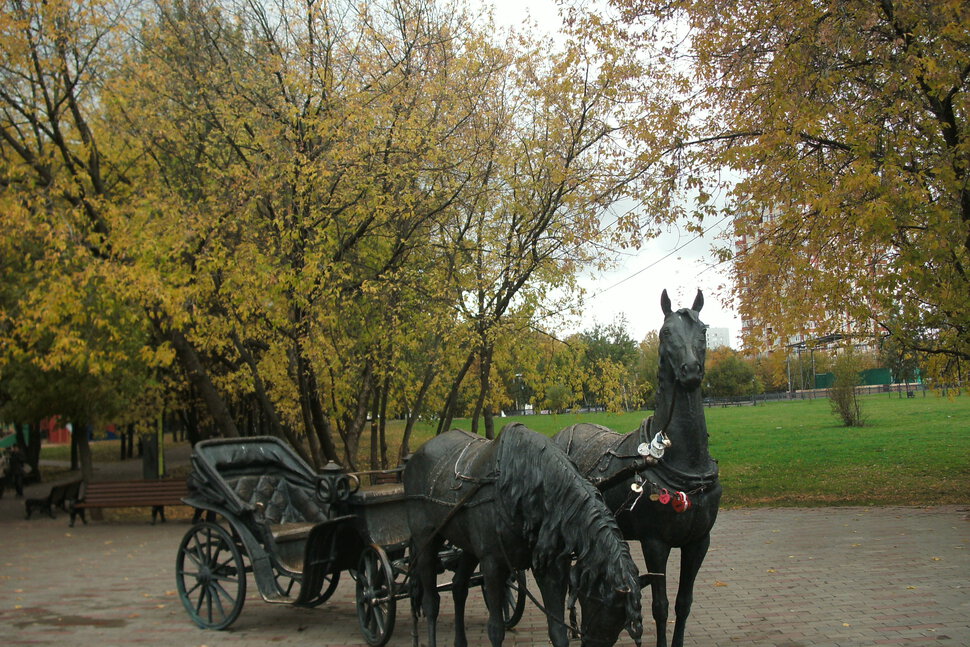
[
  {"left": 405, "top": 423, "right": 643, "bottom": 647},
  {"left": 554, "top": 290, "right": 720, "bottom": 647}
]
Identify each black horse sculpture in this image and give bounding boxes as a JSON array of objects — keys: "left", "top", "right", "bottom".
[
  {"left": 554, "top": 290, "right": 721, "bottom": 647},
  {"left": 405, "top": 423, "right": 643, "bottom": 647}
]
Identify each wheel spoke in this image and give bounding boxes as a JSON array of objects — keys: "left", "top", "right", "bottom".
[
  {"left": 188, "top": 538, "right": 206, "bottom": 569},
  {"left": 195, "top": 586, "right": 208, "bottom": 615},
  {"left": 209, "top": 584, "right": 228, "bottom": 621},
  {"left": 213, "top": 580, "right": 236, "bottom": 607},
  {"left": 182, "top": 579, "right": 202, "bottom": 597},
  {"left": 371, "top": 607, "right": 386, "bottom": 633}
]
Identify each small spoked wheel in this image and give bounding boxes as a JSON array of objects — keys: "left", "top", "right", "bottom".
[
  {"left": 176, "top": 522, "right": 247, "bottom": 630},
  {"left": 484, "top": 570, "right": 527, "bottom": 629},
  {"left": 356, "top": 544, "right": 396, "bottom": 647},
  {"left": 310, "top": 569, "right": 341, "bottom": 606},
  {"left": 278, "top": 566, "right": 340, "bottom": 607}
]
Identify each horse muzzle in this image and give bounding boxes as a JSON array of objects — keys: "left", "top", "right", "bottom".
[{"left": 677, "top": 362, "right": 704, "bottom": 388}]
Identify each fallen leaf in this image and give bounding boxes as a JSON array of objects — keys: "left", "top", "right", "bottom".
[
  {"left": 766, "top": 569, "right": 776, "bottom": 573},
  {"left": 714, "top": 581, "right": 728, "bottom": 587}
]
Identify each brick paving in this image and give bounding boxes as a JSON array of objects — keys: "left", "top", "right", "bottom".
[{"left": 1, "top": 467, "right": 967, "bottom": 646}]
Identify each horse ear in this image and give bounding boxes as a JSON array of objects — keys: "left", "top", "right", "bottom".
[
  {"left": 661, "top": 289, "right": 672, "bottom": 317},
  {"left": 692, "top": 290, "right": 704, "bottom": 313}
]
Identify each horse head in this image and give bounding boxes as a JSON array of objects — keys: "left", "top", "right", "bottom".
[
  {"left": 659, "top": 289, "right": 708, "bottom": 390},
  {"left": 576, "top": 582, "right": 643, "bottom": 647}
]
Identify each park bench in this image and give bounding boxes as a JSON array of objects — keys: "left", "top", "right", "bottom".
[
  {"left": 25, "top": 479, "right": 83, "bottom": 520},
  {"left": 70, "top": 479, "right": 189, "bottom": 527}
]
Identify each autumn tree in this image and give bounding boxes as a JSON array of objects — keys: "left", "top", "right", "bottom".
[
  {"left": 587, "top": 0, "right": 970, "bottom": 362},
  {"left": 704, "top": 347, "right": 760, "bottom": 399},
  {"left": 753, "top": 350, "right": 790, "bottom": 393},
  {"left": 431, "top": 26, "right": 650, "bottom": 437},
  {"left": 2, "top": 0, "right": 653, "bottom": 469},
  {"left": 632, "top": 330, "right": 659, "bottom": 406},
  {"left": 577, "top": 320, "right": 638, "bottom": 410}
]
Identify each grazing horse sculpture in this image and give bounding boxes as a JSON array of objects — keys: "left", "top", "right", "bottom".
[
  {"left": 554, "top": 290, "right": 721, "bottom": 647},
  {"left": 405, "top": 423, "right": 643, "bottom": 647}
]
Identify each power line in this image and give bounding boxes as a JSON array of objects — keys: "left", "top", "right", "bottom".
[{"left": 588, "top": 213, "right": 732, "bottom": 299}]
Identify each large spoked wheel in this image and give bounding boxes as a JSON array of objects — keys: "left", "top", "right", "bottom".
[
  {"left": 356, "top": 544, "right": 396, "bottom": 647},
  {"left": 176, "top": 522, "right": 247, "bottom": 630},
  {"left": 484, "top": 570, "right": 527, "bottom": 629}
]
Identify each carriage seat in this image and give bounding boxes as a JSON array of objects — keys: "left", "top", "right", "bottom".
[{"left": 228, "top": 474, "right": 328, "bottom": 526}]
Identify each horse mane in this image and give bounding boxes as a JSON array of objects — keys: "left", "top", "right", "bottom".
[{"left": 496, "top": 424, "right": 641, "bottom": 629}]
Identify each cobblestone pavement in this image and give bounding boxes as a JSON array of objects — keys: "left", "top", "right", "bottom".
[{"left": 1, "top": 489, "right": 967, "bottom": 647}]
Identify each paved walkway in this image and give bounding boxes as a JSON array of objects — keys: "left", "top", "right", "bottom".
[{"left": 1, "top": 456, "right": 967, "bottom": 646}]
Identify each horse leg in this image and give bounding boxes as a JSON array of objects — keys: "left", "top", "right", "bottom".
[
  {"left": 451, "top": 552, "right": 477, "bottom": 647},
  {"left": 412, "top": 534, "right": 444, "bottom": 647},
  {"left": 479, "top": 556, "right": 510, "bottom": 647},
  {"left": 640, "top": 539, "right": 672, "bottom": 647},
  {"left": 533, "top": 565, "right": 569, "bottom": 647},
  {"left": 670, "top": 535, "right": 710, "bottom": 647}
]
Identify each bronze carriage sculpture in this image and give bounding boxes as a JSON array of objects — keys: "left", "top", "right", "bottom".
[{"left": 175, "top": 436, "right": 525, "bottom": 646}]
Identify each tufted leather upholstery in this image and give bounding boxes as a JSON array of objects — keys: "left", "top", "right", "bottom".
[{"left": 228, "top": 474, "right": 327, "bottom": 525}]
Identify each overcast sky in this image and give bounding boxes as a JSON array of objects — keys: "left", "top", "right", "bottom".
[{"left": 487, "top": 0, "right": 743, "bottom": 344}]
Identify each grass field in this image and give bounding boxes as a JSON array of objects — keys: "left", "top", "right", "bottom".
[
  {"left": 441, "top": 391, "right": 970, "bottom": 508},
  {"left": 42, "top": 391, "right": 969, "bottom": 508}
]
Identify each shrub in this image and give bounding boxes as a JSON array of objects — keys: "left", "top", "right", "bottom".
[{"left": 829, "top": 351, "right": 866, "bottom": 427}]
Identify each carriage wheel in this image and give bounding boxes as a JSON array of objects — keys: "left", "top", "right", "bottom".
[
  {"left": 356, "top": 544, "right": 396, "bottom": 647},
  {"left": 175, "top": 522, "right": 247, "bottom": 630},
  {"left": 483, "top": 570, "right": 526, "bottom": 629},
  {"left": 275, "top": 568, "right": 341, "bottom": 607},
  {"left": 310, "top": 570, "right": 341, "bottom": 606}
]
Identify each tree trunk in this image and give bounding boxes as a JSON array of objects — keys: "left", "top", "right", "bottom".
[
  {"left": 369, "top": 388, "right": 380, "bottom": 471},
  {"left": 401, "top": 364, "right": 436, "bottom": 461},
  {"left": 294, "top": 352, "right": 323, "bottom": 467},
  {"left": 378, "top": 375, "right": 390, "bottom": 469},
  {"left": 484, "top": 408, "right": 495, "bottom": 440},
  {"left": 342, "top": 365, "right": 375, "bottom": 471},
  {"left": 471, "top": 342, "right": 495, "bottom": 438},
  {"left": 169, "top": 329, "right": 238, "bottom": 438},
  {"left": 70, "top": 424, "right": 80, "bottom": 471},
  {"left": 75, "top": 421, "right": 94, "bottom": 483},
  {"left": 179, "top": 407, "right": 203, "bottom": 447},
  {"left": 305, "top": 363, "right": 339, "bottom": 463},
  {"left": 21, "top": 422, "right": 42, "bottom": 484},
  {"left": 437, "top": 351, "right": 476, "bottom": 435}
]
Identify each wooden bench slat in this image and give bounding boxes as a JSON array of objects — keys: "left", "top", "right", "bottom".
[{"left": 71, "top": 479, "right": 190, "bottom": 527}]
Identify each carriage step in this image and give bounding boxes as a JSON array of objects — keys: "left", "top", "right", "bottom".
[{"left": 261, "top": 591, "right": 298, "bottom": 605}]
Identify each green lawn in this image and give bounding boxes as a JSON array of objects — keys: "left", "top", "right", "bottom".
[
  {"left": 444, "top": 392, "right": 970, "bottom": 507},
  {"left": 42, "top": 391, "right": 969, "bottom": 507}
]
